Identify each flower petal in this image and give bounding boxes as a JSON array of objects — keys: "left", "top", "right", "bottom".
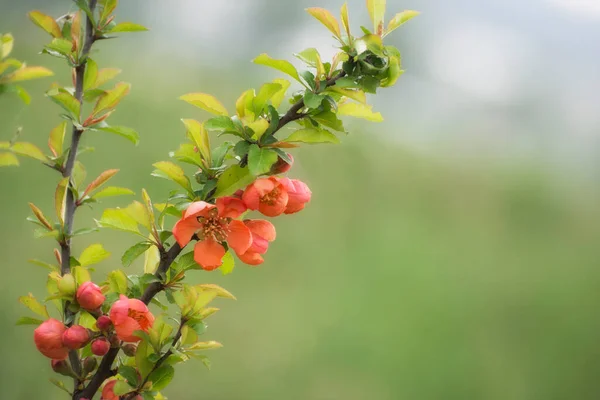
[
  {"left": 115, "top": 318, "right": 141, "bottom": 342},
  {"left": 238, "top": 251, "right": 264, "bottom": 266},
  {"left": 183, "top": 201, "right": 214, "bottom": 219},
  {"left": 172, "top": 216, "right": 201, "bottom": 247},
  {"left": 216, "top": 196, "right": 247, "bottom": 219},
  {"left": 245, "top": 219, "right": 276, "bottom": 242},
  {"left": 194, "top": 239, "right": 226, "bottom": 270},
  {"left": 227, "top": 220, "right": 252, "bottom": 255}
]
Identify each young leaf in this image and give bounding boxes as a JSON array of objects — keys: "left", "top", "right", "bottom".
[
  {"left": 182, "top": 119, "right": 211, "bottom": 166},
  {"left": 327, "top": 87, "right": 367, "bottom": 104},
  {"left": 93, "top": 82, "right": 131, "bottom": 116},
  {"left": 126, "top": 201, "right": 153, "bottom": 231},
  {"left": 97, "top": 208, "right": 141, "bottom": 234},
  {"left": 79, "top": 243, "right": 110, "bottom": 267},
  {"left": 235, "top": 89, "right": 255, "bottom": 120},
  {"left": 306, "top": 7, "right": 341, "bottom": 38},
  {"left": 48, "top": 122, "right": 67, "bottom": 157},
  {"left": 47, "top": 89, "right": 80, "bottom": 119},
  {"left": 147, "top": 365, "right": 174, "bottom": 392},
  {"left": 246, "top": 119, "right": 269, "bottom": 141},
  {"left": 112, "top": 380, "right": 134, "bottom": 396},
  {"left": 108, "top": 270, "right": 128, "bottom": 294},
  {"left": 135, "top": 341, "right": 154, "bottom": 378},
  {"left": 152, "top": 161, "right": 193, "bottom": 193},
  {"left": 196, "top": 284, "right": 236, "bottom": 300},
  {"left": 94, "top": 125, "right": 140, "bottom": 145},
  {"left": 381, "top": 56, "right": 404, "bottom": 87},
  {"left": 304, "top": 92, "right": 325, "bottom": 109},
  {"left": 122, "top": 242, "right": 152, "bottom": 268},
  {"left": 95, "top": 68, "right": 122, "bottom": 88},
  {"left": 270, "top": 79, "right": 291, "bottom": 109},
  {"left": 220, "top": 251, "right": 235, "bottom": 275},
  {"left": 1, "top": 33, "right": 14, "bottom": 58},
  {"left": 19, "top": 293, "right": 49, "bottom": 318},
  {"left": 248, "top": 144, "right": 278, "bottom": 176},
  {"left": 253, "top": 82, "right": 282, "bottom": 115},
  {"left": 108, "top": 22, "right": 149, "bottom": 33},
  {"left": 28, "top": 11, "right": 62, "bottom": 38},
  {"left": 284, "top": 128, "right": 340, "bottom": 144},
  {"left": 185, "top": 341, "right": 223, "bottom": 351},
  {"left": 295, "top": 48, "right": 324, "bottom": 77},
  {"left": 366, "top": 0, "right": 386, "bottom": 36},
  {"left": 55, "top": 177, "right": 69, "bottom": 225},
  {"left": 72, "top": 266, "right": 91, "bottom": 285},
  {"left": 28, "top": 203, "right": 53, "bottom": 230},
  {"left": 143, "top": 242, "right": 160, "bottom": 274},
  {"left": 119, "top": 366, "right": 140, "bottom": 387},
  {"left": 385, "top": 10, "right": 420, "bottom": 37},
  {"left": 252, "top": 53, "right": 301, "bottom": 83},
  {"left": 83, "top": 58, "right": 98, "bottom": 91},
  {"left": 337, "top": 102, "right": 383, "bottom": 122},
  {"left": 16, "top": 316, "right": 44, "bottom": 326},
  {"left": 11, "top": 142, "right": 47, "bottom": 162},
  {"left": 92, "top": 186, "right": 134, "bottom": 199},
  {"left": 82, "top": 169, "right": 119, "bottom": 199},
  {"left": 341, "top": 3, "right": 351, "bottom": 38},
  {"left": 179, "top": 93, "right": 228, "bottom": 116},
  {"left": 213, "top": 165, "right": 254, "bottom": 198},
  {"left": 0, "top": 152, "right": 19, "bottom": 166},
  {"left": 0, "top": 66, "right": 53, "bottom": 84},
  {"left": 100, "top": 0, "right": 118, "bottom": 24}
]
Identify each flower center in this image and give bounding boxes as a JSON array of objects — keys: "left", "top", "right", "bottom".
[
  {"left": 196, "top": 209, "right": 231, "bottom": 242},
  {"left": 128, "top": 309, "right": 150, "bottom": 330},
  {"left": 260, "top": 187, "right": 280, "bottom": 206}
]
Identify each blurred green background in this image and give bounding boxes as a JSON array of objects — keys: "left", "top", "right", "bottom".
[{"left": 3, "top": 0, "right": 600, "bottom": 399}]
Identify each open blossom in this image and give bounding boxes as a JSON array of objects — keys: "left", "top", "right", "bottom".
[
  {"left": 34, "top": 318, "right": 69, "bottom": 360},
  {"left": 173, "top": 197, "right": 252, "bottom": 270},
  {"left": 62, "top": 325, "right": 90, "bottom": 350},
  {"left": 242, "top": 177, "right": 289, "bottom": 217},
  {"left": 279, "top": 178, "right": 311, "bottom": 214},
  {"left": 101, "top": 379, "right": 142, "bottom": 400},
  {"left": 238, "top": 220, "right": 277, "bottom": 265},
  {"left": 109, "top": 295, "right": 155, "bottom": 342},
  {"left": 76, "top": 281, "right": 105, "bottom": 311}
]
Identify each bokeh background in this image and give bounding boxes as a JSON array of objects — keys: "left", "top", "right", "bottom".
[{"left": 2, "top": 0, "right": 600, "bottom": 399}]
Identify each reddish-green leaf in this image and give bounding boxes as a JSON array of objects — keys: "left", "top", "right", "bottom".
[
  {"left": 82, "top": 169, "right": 119, "bottom": 198},
  {"left": 29, "top": 203, "right": 53, "bottom": 230},
  {"left": 306, "top": 7, "right": 341, "bottom": 38},
  {"left": 385, "top": 10, "right": 420, "bottom": 37},
  {"left": 83, "top": 58, "right": 98, "bottom": 91},
  {"left": 100, "top": 0, "right": 118, "bottom": 24},
  {"left": 182, "top": 119, "right": 210, "bottom": 166},
  {"left": 366, "top": 0, "right": 386, "bottom": 36},
  {"left": 48, "top": 121, "right": 67, "bottom": 157},
  {"left": 0, "top": 66, "right": 53, "bottom": 84},
  {"left": 341, "top": 3, "right": 351, "bottom": 38},
  {"left": 93, "top": 82, "right": 131, "bottom": 116},
  {"left": 55, "top": 177, "right": 69, "bottom": 225},
  {"left": 179, "top": 93, "right": 228, "bottom": 116},
  {"left": 94, "top": 68, "right": 121, "bottom": 88},
  {"left": 47, "top": 88, "right": 80, "bottom": 119},
  {"left": 28, "top": 11, "right": 62, "bottom": 38},
  {"left": 11, "top": 142, "right": 47, "bottom": 162}
]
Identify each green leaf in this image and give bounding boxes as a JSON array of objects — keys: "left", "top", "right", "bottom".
[
  {"left": 119, "top": 366, "right": 139, "bottom": 387},
  {"left": 354, "top": 34, "right": 384, "bottom": 57},
  {"left": 94, "top": 125, "right": 140, "bottom": 145},
  {"left": 108, "top": 269, "right": 128, "bottom": 294},
  {"left": 48, "top": 121, "right": 67, "bottom": 157},
  {"left": 312, "top": 110, "right": 345, "bottom": 132},
  {"left": 83, "top": 58, "right": 98, "bottom": 91},
  {"left": 152, "top": 161, "right": 193, "bottom": 193},
  {"left": 79, "top": 311, "right": 98, "bottom": 331},
  {"left": 9, "top": 142, "right": 46, "bottom": 162},
  {"left": 252, "top": 53, "right": 301, "bottom": 83},
  {"left": 253, "top": 82, "right": 282, "bottom": 115},
  {"left": 306, "top": 7, "right": 341, "bottom": 38},
  {"left": 204, "top": 116, "right": 238, "bottom": 133},
  {"left": 235, "top": 89, "right": 255, "bottom": 120},
  {"left": 28, "top": 11, "right": 62, "bottom": 38},
  {"left": 381, "top": 56, "right": 404, "bottom": 87},
  {"left": 19, "top": 293, "right": 49, "bottom": 318},
  {"left": 248, "top": 144, "right": 278, "bottom": 176},
  {"left": 366, "top": 0, "right": 386, "bottom": 35},
  {"left": 136, "top": 340, "right": 154, "bottom": 378},
  {"left": 100, "top": 0, "right": 118, "bottom": 23},
  {"left": 93, "top": 82, "right": 131, "bottom": 116},
  {"left": 148, "top": 365, "right": 174, "bottom": 391},
  {"left": 304, "top": 92, "right": 325, "bottom": 109},
  {"left": 95, "top": 68, "right": 122, "bottom": 88},
  {"left": 97, "top": 208, "right": 141, "bottom": 234},
  {"left": 0, "top": 152, "right": 19, "bottom": 166},
  {"left": 1, "top": 33, "right": 14, "bottom": 58},
  {"left": 55, "top": 177, "right": 69, "bottom": 225},
  {"left": 108, "top": 22, "right": 149, "bottom": 33},
  {"left": 112, "top": 380, "right": 134, "bottom": 396},
  {"left": 220, "top": 251, "right": 235, "bottom": 275},
  {"left": 385, "top": 10, "right": 419, "bottom": 37},
  {"left": 14, "top": 85, "right": 31, "bottom": 105},
  {"left": 93, "top": 186, "right": 135, "bottom": 199},
  {"left": 185, "top": 341, "right": 223, "bottom": 351},
  {"left": 47, "top": 89, "right": 80, "bottom": 119},
  {"left": 341, "top": 3, "right": 351, "bottom": 38},
  {"left": 182, "top": 119, "right": 211, "bottom": 166},
  {"left": 74, "top": 0, "right": 95, "bottom": 24},
  {"left": 295, "top": 48, "right": 324, "bottom": 76},
  {"left": 213, "top": 164, "right": 254, "bottom": 198},
  {"left": 144, "top": 237, "right": 160, "bottom": 274},
  {"left": 82, "top": 169, "right": 119, "bottom": 198},
  {"left": 337, "top": 102, "right": 383, "bottom": 122},
  {"left": 79, "top": 243, "right": 111, "bottom": 267},
  {"left": 72, "top": 266, "right": 91, "bottom": 285},
  {"left": 270, "top": 78, "right": 291, "bottom": 108},
  {"left": 16, "top": 316, "right": 44, "bottom": 326},
  {"left": 327, "top": 87, "right": 366, "bottom": 104},
  {"left": 122, "top": 242, "right": 152, "bottom": 267},
  {"left": 0, "top": 66, "right": 53, "bottom": 84},
  {"left": 246, "top": 119, "right": 269, "bottom": 141},
  {"left": 180, "top": 93, "right": 228, "bottom": 116},
  {"left": 126, "top": 201, "right": 153, "bottom": 231},
  {"left": 284, "top": 128, "right": 340, "bottom": 144},
  {"left": 49, "top": 379, "right": 71, "bottom": 395},
  {"left": 44, "top": 38, "right": 73, "bottom": 57}
]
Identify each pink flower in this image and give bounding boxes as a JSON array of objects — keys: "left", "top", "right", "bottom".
[
  {"left": 62, "top": 325, "right": 90, "bottom": 350},
  {"left": 279, "top": 178, "right": 311, "bottom": 214},
  {"left": 242, "top": 177, "right": 289, "bottom": 217},
  {"left": 76, "top": 282, "right": 105, "bottom": 311},
  {"left": 172, "top": 198, "right": 252, "bottom": 270},
  {"left": 238, "top": 220, "right": 276, "bottom": 265},
  {"left": 109, "top": 295, "right": 155, "bottom": 342},
  {"left": 34, "top": 319, "right": 69, "bottom": 360}
]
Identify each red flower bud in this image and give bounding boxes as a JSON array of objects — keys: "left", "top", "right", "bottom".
[
  {"left": 91, "top": 338, "right": 110, "bottom": 356},
  {"left": 34, "top": 319, "right": 69, "bottom": 360},
  {"left": 96, "top": 315, "right": 112, "bottom": 331},
  {"left": 76, "top": 281, "right": 105, "bottom": 311},
  {"left": 279, "top": 177, "right": 311, "bottom": 214},
  {"left": 102, "top": 379, "right": 143, "bottom": 400},
  {"left": 82, "top": 356, "right": 98, "bottom": 375},
  {"left": 270, "top": 153, "right": 293, "bottom": 174},
  {"left": 62, "top": 325, "right": 90, "bottom": 350},
  {"left": 51, "top": 359, "right": 73, "bottom": 377}
]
